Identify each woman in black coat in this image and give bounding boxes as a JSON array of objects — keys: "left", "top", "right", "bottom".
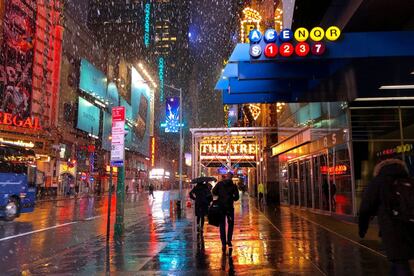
[
  {"left": 359, "top": 159, "right": 414, "bottom": 275},
  {"left": 189, "top": 182, "right": 212, "bottom": 232}
]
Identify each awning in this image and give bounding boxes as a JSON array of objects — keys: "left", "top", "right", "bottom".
[{"left": 216, "top": 31, "right": 414, "bottom": 104}]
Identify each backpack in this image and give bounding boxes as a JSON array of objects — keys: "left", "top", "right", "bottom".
[{"left": 388, "top": 178, "right": 414, "bottom": 223}]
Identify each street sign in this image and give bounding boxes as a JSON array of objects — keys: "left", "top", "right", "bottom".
[{"left": 111, "top": 106, "right": 126, "bottom": 167}]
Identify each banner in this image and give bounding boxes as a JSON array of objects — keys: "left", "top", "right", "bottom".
[
  {"left": 0, "top": 0, "right": 36, "bottom": 118},
  {"left": 165, "top": 97, "right": 180, "bottom": 133}
]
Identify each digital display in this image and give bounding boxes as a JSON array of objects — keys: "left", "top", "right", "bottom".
[
  {"left": 79, "top": 59, "right": 107, "bottom": 100},
  {"left": 106, "top": 82, "right": 119, "bottom": 108},
  {"left": 131, "top": 66, "right": 151, "bottom": 156},
  {"left": 76, "top": 96, "right": 100, "bottom": 136},
  {"left": 165, "top": 97, "right": 180, "bottom": 133}
]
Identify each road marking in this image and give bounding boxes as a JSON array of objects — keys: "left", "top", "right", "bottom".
[
  {"left": 84, "top": 215, "right": 101, "bottom": 221},
  {"left": 0, "top": 216, "right": 101, "bottom": 242}
]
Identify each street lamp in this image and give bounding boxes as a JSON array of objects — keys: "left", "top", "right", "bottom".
[{"left": 164, "top": 84, "right": 184, "bottom": 209}]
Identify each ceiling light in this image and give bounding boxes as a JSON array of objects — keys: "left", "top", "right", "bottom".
[
  {"left": 355, "top": 97, "right": 414, "bottom": 101},
  {"left": 379, "top": 85, "right": 414, "bottom": 90}
]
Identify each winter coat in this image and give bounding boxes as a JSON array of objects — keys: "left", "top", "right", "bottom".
[
  {"left": 212, "top": 179, "right": 239, "bottom": 211},
  {"left": 359, "top": 159, "right": 414, "bottom": 261},
  {"left": 189, "top": 183, "right": 212, "bottom": 217}
]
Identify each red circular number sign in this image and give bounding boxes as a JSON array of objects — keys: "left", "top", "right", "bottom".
[
  {"left": 279, "top": 43, "right": 294, "bottom": 57},
  {"left": 311, "top": 42, "right": 326, "bottom": 56},
  {"left": 295, "top": 42, "right": 310, "bottom": 57},
  {"left": 264, "top": 43, "right": 278, "bottom": 58}
]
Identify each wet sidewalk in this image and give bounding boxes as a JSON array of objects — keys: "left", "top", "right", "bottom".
[{"left": 15, "top": 192, "right": 395, "bottom": 275}]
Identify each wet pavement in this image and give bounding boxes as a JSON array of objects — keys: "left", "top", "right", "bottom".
[{"left": 0, "top": 191, "right": 399, "bottom": 275}]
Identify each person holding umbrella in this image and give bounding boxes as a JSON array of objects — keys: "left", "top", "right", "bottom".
[{"left": 189, "top": 177, "right": 214, "bottom": 232}]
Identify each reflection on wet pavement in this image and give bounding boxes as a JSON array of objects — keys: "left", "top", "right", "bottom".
[{"left": 0, "top": 191, "right": 391, "bottom": 275}]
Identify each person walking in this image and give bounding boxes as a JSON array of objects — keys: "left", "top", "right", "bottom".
[
  {"left": 212, "top": 172, "right": 240, "bottom": 252},
  {"left": 189, "top": 181, "right": 213, "bottom": 232},
  {"left": 258, "top": 182, "right": 265, "bottom": 205},
  {"left": 359, "top": 159, "right": 414, "bottom": 276},
  {"left": 148, "top": 183, "right": 155, "bottom": 199}
]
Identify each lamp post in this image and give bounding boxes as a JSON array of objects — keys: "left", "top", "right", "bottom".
[{"left": 164, "top": 84, "right": 183, "bottom": 209}]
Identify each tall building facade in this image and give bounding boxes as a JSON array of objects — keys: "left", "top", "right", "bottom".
[{"left": 0, "top": 0, "right": 64, "bottom": 193}]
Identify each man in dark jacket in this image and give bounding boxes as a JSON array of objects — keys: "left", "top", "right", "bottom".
[
  {"left": 212, "top": 172, "right": 240, "bottom": 251},
  {"left": 189, "top": 182, "right": 213, "bottom": 232},
  {"left": 359, "top": 159, "right": 414, "bottom": 276}
]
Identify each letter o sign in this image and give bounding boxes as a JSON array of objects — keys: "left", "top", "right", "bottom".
[
  {"left": 264, "top": 43, "right": 278, "bottom": 58},
  {"left": 310, "top": 27, "right": 325, "bottom": 42},
  {"left": 326, "top": 26, "right": 341, "bottom": 41},
  {"left": 250, "top": 44, "right": 262, "bottom": 58}
]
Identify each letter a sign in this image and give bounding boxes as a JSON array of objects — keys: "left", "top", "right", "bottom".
[{"left": 111, "top": 106, "right": 125, "bottom": 167}]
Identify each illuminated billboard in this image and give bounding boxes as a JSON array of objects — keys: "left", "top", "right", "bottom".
[
  {"left": 120, "top": 97, "right": 133, "bottom": 121},
  {"left": 102, "top": 111, "right": 112, "bottom": 151},
  {"left": 77, "top": 96, "right": 100, "bottom": 137},
  {"left": 131, "top": 66, "right": 151, "bottom": 156},
  {"left": 0, "top": 0, "right": 36, "bottom": 118},
  {"left": 165, "top": 97, "right": 180, "bottom": 133},
  {"left": 79, "top": 59, "right": 107, "bottom": 100},
  {"left": 200, "top": 136, "right": 258, "bottom": 162},
  {"left": 106, "top": 82, "right": 119, "bottom": 108}
]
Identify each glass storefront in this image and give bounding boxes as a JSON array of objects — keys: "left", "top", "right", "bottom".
[
  {"left": 276, "top": 104, "right": 414, "bottom": 217},
  {"left": 352, "top": 106, "right": 414, "bottom": 211},
  {"left": 276, "top": 102, "right": 354, "bottom": 216}
]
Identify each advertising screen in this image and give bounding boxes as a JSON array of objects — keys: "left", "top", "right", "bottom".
[
  {"left": 0, "top": 0, "right": 36, "bottom": 118},
  {"left": 131, "top": 67, "right": 151, "bottom": 156},
  {"left": 120, "top": 97, "right": 133, "bottom": 121},
  {"left": 79, "top": 59, "right": 107, "bottom": 100},
  {"left": 102, "top": 111, "right": 112, "bottom": 151},
  {"left": 77, "top": 96, "right": 100, "bottom": 136},
  {"left": 106, "top": 82, "right": 119, "bottom": 108},
  {"left": 165, "top": 97, "right": 180, "bottom": 133}
]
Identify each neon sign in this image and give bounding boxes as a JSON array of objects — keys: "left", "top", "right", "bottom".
[
  {"left": 249, "top": 26, "right": 341, "bottom": 59},
  {"left": 0, "top": 137, "right": 35, "bottom": 148},
  {"left": 377, "top": 144, "right": 413, "bottom": 157},
  {"left": 150, "top": 137, "right": 155, "bottom": 167},
  {"left": 144, "top": 3, "right": 151, "bottom": 48},
  {"left": 320, "top": 165, "right": 348, "bottom": 175},
  {"left": 0, "top": 112, "right": 41, "bottom": 130},
  {"left": 200, "top": 136, "right": 258, "bottom": 156},
  {"left": 158, "top": 57, "right": 165, "bottom": 102}
]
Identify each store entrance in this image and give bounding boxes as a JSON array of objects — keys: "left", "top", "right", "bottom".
[{"left": 287, "top": 152, "right": 331, "bottom": 212}]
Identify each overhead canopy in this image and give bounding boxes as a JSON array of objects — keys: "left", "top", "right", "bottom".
[{"left": 216, "top": 31, "right": 414, "bottom": 104}]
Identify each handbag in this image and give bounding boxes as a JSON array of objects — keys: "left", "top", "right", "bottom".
[{"left": 208, "top": 200, "right": 222, "bottom": 227}]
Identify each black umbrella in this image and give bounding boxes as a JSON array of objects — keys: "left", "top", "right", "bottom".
[{"left": 191, "top": 176, "right": 217, "bottom": 184}]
